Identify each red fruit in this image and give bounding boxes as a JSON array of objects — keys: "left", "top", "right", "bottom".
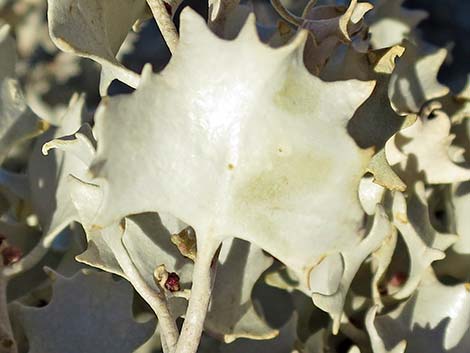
[
  {"left": 2, "top": 246, "right": 22, "bottom": 266},
  {"left": 389, "top": 272, "right": 407, "bottom": 287},
  {"left": 164, "top": 272, "right": 180, "bottom": 292}
]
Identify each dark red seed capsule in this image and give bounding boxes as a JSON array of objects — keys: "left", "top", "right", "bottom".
[
  {"left": 2, "top": 246, "right": 22, "bottom": 266},
  {"left": 164, "top": 272, "right": 180, "bottom": 292},
  {"left": 389, "top": 272, "right": 407, "bottom": 287}
]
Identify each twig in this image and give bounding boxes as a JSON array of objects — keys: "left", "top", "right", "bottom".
[
  {"left": 2, "top": 230, "right": 60, "bottom": 279},
  {"left": 0, "top": 264, "right": 17, "bottom": 353},
  {"left": 174, "top": 240, "right": 220, "bottom": 353},
  {"left": 106, "top": 233, "right": 179, "bottom": 353},
  {"left": 146, "top": 0, "right": 179, "bottom": 54}
]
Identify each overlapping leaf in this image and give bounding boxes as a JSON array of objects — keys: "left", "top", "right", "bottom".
[
  {"left": 302, "top": 0, "right": 373, "bottom": 75},
  {"left": 47, "top": 0, "right": 147, "bottom": 90},
  {"left": 76, "top": 210, "right": 277, "bottom": 341},
  {"left": 368, "top": 0, "right": 427, "bottom": 49},
  {"left": 387, "top": 183, "right": 457, "bottom": 300},
  {"left": 369, "top": 270, "right": 470, "bottom": 353},
  {"left": 28, "top": 94, "right": 91, "bottom": 244},
  {"left": 0, "top": 25, "right": 47, "bottom": 165},
  {"left": 386, "top": 107, "right": 470, "bottom": 184},
  {"left": 17, "top": 269, "right": 155, "bottom": 353},
  {"left": 388, "top": 42, "right": 449, "bottom": 115}
]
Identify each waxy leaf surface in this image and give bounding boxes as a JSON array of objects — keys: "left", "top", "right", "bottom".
[{"left": 87, "top": 9, "right": 375, "bottom": 294}]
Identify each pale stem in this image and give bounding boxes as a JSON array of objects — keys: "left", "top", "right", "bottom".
[
  {"left": 110, "top": 238, "right": 179, "bottom": 353},
  {"left": 0, "top": 264, "right": 18, "bottom": 353},
  {"left": 160, "top": 334, "right": 169, "bottom": 353},
  {"left": 2, "top": 230, "right": 60, "bottom": 279},
  {"left": 174, "top": 241, "right": 220, "bottom": 353},
  {"left": 113, "top": 65, "right": 141, "bottom": 89},
  {"left": 270, "top": 0, "right": 303, "bottom": 26},
  {"left": 146, "top": 0, "right": 179, "bottom": 54}
]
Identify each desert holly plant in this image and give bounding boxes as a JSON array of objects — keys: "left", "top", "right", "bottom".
[{"left": 1, "top": 0, "right": 470, "bottom": 353}]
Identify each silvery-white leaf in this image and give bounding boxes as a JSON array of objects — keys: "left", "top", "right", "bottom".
[
  {"left": 205, "top": 238, "right": 277, "bottom": 342},
  {"left": 217, "top": 313, "right": 297, "bottom": 353},
  {"left": 28, "top": 94, "right": 92, "bottom": 241},
  {"left": 368, "top": 0, "right": 427, "bottom": 49},
  {"left": 47, "top": 0, "right": 147, "bottom": 88},
  {"left": 388, "top": 183, "right": 457, "bottom": 300},
  {"left": 359, "top": 175, "right": 386, "bottom": 216},
  {"left": 371, "top": 270, "right": 470, "bottom": 353},
  {"left": 17, "top": 269, "right": 155, "bottom": 353},
  {"left": 311, "top": 205, "right": 392, "bottom": 333},
  {"left": 386, "top": 109, "right": 470, "bottom": 184},
  {"left": 86, "top": 8, "right": 375, "bottom": 296},
  {"left": 388, "top": 42, "right": 449, "bottom": 115},
  {"left": 370, "top": 225, "right": 397, "bottom": 308},
  {"left": 365, "top": 305, "right": 406, "bottom": 353},
  {"left": 0, "top": 25, "right": 47, "bottom": 164}
]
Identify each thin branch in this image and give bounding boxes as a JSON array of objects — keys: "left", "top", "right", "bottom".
[
  {"left": 0, "top": 264, "right": 18, "bottom": 353},
  {"left": 2, "top": 230, "right": 60, "bottom": 279},
  {"left": 146, "top": 0, "right": 179, "bottom": 54},
  {"left": 174, "top": 240, "right": 220, "bottom": 353},
  {"left": 108, "top": 235, "right": 179, "bottom": 353}
]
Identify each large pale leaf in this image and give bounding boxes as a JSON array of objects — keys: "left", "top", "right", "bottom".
[
  {"left": 86, "top": 9, "right": 375, "bottom": 296},
  {"left": 17, "top": 269, "right": 155, "bottom": 353},
  {"left": 370, "top": 270, "right": 470, "bottom": 353}
]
